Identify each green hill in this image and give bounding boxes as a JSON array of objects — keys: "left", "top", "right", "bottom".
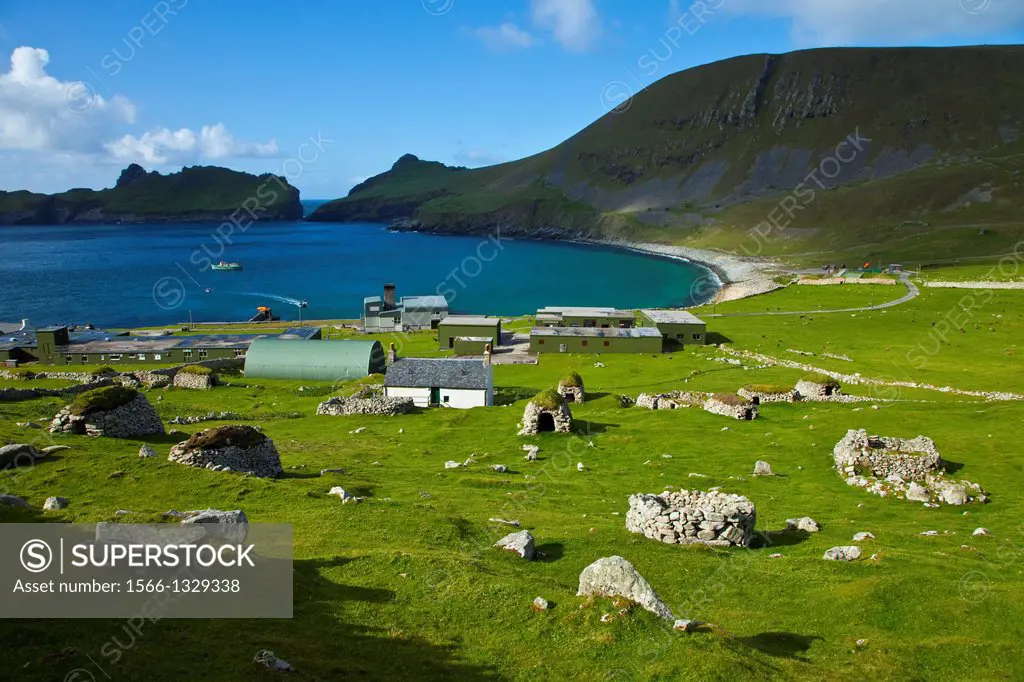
[
  {"left": 309, "top": 45, "right": 1024, "bottom": 264},
  {"left": 0, "top": 164, "right": 302, "bottom": 225}
]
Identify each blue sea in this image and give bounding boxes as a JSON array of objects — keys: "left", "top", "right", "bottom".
[{"left": 0, "top": 201, "right": 717, "bottom": 328}]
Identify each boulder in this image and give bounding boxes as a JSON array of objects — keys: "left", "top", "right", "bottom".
[
  {"left": 938, "top": 482, "right": 968, "bottom": 506},
  {"left": 444, "top": 461, "right": 462, "bottom": 469},
  {"left": 168, "top": 426, "right": 282, "bottom": 478},
  {"left": 43, "top": 496, "right": 69, "bottom": 510},
  {"left": 852, "top": 532, "right": 875, "bottom": 541},
  {"left": 491, "top": 464, "right": 508, "bottom": 473},
  {"left": 0, "top": 494, "right": 28, "bottom": 508},
  {"left": 785, "top": 517, "right": 821, "bottom": 533},
  {"left": 906, "top": 482, "right": 931, "bottom": 502},
  {"left": 253, "top": 650, "right": 294, "bottom": 672},
  {"left": 328, "top": 487, "right": 358, "bottom": 504},
  {"left": 532, "top": 596, "right": 550, "bottom": 611},
  {"left": 0, "top": 443, "right": 44, "bottom": 469},
  {"left": 179, "top": 509, "right": 249, "bottom": 543},
  {"left": 972, "top": 527, "right": 991, "bottom": 536},
  {"left": 753, "top": 460, "right": 773, "bottom": 476},
  {"left": 823, "top": 546, "right": 862, "bottom": 561},
  {"left": 577, "top": 556, "right": 673, "bottom": 620},
  {"left": 138, "top": 444, "right": 158, "bottom": 459},
  {"left": 494, "top": 530, "right": 535, "bottom": 560}
]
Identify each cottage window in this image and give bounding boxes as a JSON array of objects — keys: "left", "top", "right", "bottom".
[
  {"left": 138, "top": 353, "right": 146, "bottom": 360},
  {"left": 603, "top": 341, "right": 610, "bottom": 347},
  {"left": 582, "top": 340, "right": 588, "bottom": 347},
  {"left": 183, "top": 350, "right": 193, "bottom": 358},
  {"left": 443, "top": 396, "right": 450, "bottom": 403},
  {"left": 65, "top": 354, "right": 72, "bottom": 365},
  {"left": 234, "top": 349, "right": 245, "bottom": 357},
  {"left": 538, "top": 339, "right": 544, "bottom": 345},
  {"left": 154, "top": 354, "right": 162, "bottom": 360},
  {"left": 199, "top": 349, "right": 208, "bottom": 359},
  {"left": 109, "top": 354, "right": 122, "bottom": 361},
  {"left": 692, "top": 333, "right": 702, "bottom": 340},
  {"left": 81, "top": 355, "right": 88, "bottom": 363}
]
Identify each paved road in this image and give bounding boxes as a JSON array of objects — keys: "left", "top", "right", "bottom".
[{"left": 705, "top": 273, "right": 919, "bottom": 318}]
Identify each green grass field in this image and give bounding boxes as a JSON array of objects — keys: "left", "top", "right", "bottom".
[{"left": 2, "top": 286, "right": 1023, "bottom": 680}]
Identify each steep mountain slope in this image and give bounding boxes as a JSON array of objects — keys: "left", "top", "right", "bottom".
[
  {"left": 0, "top": 164, "right": 303, "bottom": 225},
  {"left": 309, "top": 46, "right": 1024, "bottom": 263}
]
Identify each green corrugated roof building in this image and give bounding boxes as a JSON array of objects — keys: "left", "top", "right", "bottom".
[{"left": 243, "top": 339, "right": 385, "bottom": 381}]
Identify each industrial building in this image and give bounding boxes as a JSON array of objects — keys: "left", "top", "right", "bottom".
[
  {"left": 244, "top": 338, "right": 385, "bottom": 381},
  {"left": 0, "top": 325, "right": 320, "bottom": 366},
  {"left": 437, "top": 316, "right": 501, "bottom": 350},
  {"left": 453, "top": 337, "right": 492, "bottom": 356},
  {"left": 535, "top": 306, "right": 636, "bottom": 329},
  {"left": 384, "top": 357, "right": 493, "bottom": 408},
  {"left": 637, "top": 310, "right": 707, "bottom": 348},
  {"left": 362, "top": 284, "right": 449, "bottom": 332},
  {"left": 529, "top": 327, "right": 663, "bottom": 354}
]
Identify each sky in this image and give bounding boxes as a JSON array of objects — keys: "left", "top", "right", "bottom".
[{"left": 2, "top": 0, "right": 1024, "bottom": 198}]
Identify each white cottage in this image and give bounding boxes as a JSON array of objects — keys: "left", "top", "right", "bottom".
[{"left": 384, "top": 358, "right": 493, "bottom": 409}]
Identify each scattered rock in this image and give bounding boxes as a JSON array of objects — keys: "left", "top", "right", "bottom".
[
  {"left": 488, "top": 518, "right": 520, "bottom": 527},
  {"left": 852, "top": 532, "right": 875, "bottom": 541},
  {"left": 577, "top": 462, "right": 585, "bottom": 472},
  {"left": 823, "top": 546, "right": 862, "bottom": 561},
  {"left": 532, "top": 597, "right": 550, "bottom": 612},
  {"left": 494, "top": 530, "right": 535, "bottom": 560},
  {"left": 43, "top": 496, "right": 69, "bottom": 510},
  {"left": 491, "top": 464, "right": 508, "bottom": 473},
  {"left": 972, "top": 527, "right": 991, "bottom": 536},
  {"left": 906, "top": 482, "right": 931, "bottom": 502},
  {"left": 785, "top": 517, "right": 821, "bottom": 533},
  {"left": 328, "top": 487, "right": 357, "bottom": 504},
  {"left": 138, "top": 444, "right": 157, "bottom": 459},
  {"left": 577, "top": 556, "right": 673, "bottom": 620},
  {"left": 919, "top": 530, "right": 939, "bottom": 536},
  {"left": 253, "top": 650, "right": 294, "bottom": 672},
  {"left": 752, "top": 460, "right": 773, "bottom": 476},
  {"left": 180, "top": 509, "right": 249, "bottom": 542},
  {"left": 770, "top": 553, "right": 783, "bottom": 558},
  {"left": 444, "top": 461, "right": 462, "bottom": 469},
  {"left": 0, "top": 443, "right": 45, "bottom": 469},
  {"left": 673, "top": 619, "right": 696, "bottom": 632},
  {"left": 320, "top": 468, "right": 345, "bottom": 476},
  {"left": 0, "top": 494, "right": 28, "bottom": 508}
]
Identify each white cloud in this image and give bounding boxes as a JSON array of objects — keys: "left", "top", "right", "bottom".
[
  {"left": 0, "top": 46, "right": 136, "bottom": 154},
  {"left": 105, "top": 123, "right": 278, "bottom": 165},
  {"left": 726, "top": 0, "right": 1024, "bottom": 45},
  {"left": 531, "top": 0, "right": 601, "bottom": 51},
  {"left": 469, "top": 22, "right": 536, "bottom": 51},
  {"left": 0, "top": 46, "right": 278, "bottom": 172}
]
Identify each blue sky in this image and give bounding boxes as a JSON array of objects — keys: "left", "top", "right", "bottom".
[{"left": 2, "top": 0, "right": 1024, "bottom": 198}]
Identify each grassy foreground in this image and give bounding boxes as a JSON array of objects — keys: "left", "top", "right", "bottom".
[{"left": 2, "top": 285, "right": 1023, "bottom": 680}]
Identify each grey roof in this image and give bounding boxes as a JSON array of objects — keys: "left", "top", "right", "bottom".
[
  {"left": 640, "top": 309, "right": 706, "bottom": 324},
  {"left": 0, "top": 322, "right": 26, "bottom": 334},
  {"left": 385, "top": 358, "right": 492, "bottom": 390},
  {"left": 530, "top": 326, "right": 662, "bottom": 339},
  {"left": 401, "top": 295, "right": 448, "bottom": 310},
  {"left": 363, "top": 296, "right": 382, "bottom": 304},
  {"left": 536, "top": 306, "right": 635, "bottom": 318}
]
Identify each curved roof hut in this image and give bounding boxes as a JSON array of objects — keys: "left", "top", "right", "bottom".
[{"left": 243, "top": 339, "right": 385, "bottom": 381}]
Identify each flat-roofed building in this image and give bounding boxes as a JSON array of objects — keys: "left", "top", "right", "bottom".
[
  {"left": 529, "top": 326, "right": 662, "bottom": 354},
  {"left": 535, "top": 306, "right": 635, "bottom": 329},
  {"left": 638, "top": 309, "right": 707, "bottom": 348},
  {"left": 361, "top": 285, "right": 448, "bottom": 332},
  {"left": 438, "top": 316, "right": 501, "bottom": 350}
]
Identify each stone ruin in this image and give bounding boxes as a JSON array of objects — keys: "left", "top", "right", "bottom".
[
  {"left": 557, "top": 373, "right": 585, "bottom": 404},
  {"left": 795, "top": 376, "right": 843, "bottom": 401},
  {"left": 635, "top": 391, "right": 707, "bottom": 410},
  {"left": 317, "top": 393, "right": 413, "bottom": 416},
  {"left": 833, "top": 429, "right": 987, "bottom": 505},
  {"left": 172, "top": 368, "right": 220, "bottom": 390},
  {"left": 50, "top": 388, "right": 165, "bottom": 438},
  {"left": 737, "top": 385, "right": 798, "bottom": 404},
  {"left": 518, "top": 390, "right": 573, "bottom": 435},
  {"left": 168, "top": 425, "right": 283, "bottom": 478},
  {"left": 702, "top": 394, "right": 758, "bottom": 420},
  {"left": 626, "top": 489, "right": 757, "bottom": 548}
]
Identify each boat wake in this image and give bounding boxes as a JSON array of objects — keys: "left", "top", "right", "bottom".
[{"left": 234, "top": 291, "right": 308, "bottom": 308}]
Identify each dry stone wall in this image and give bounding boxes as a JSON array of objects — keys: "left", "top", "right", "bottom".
[
  {"left": 626, "top": 490, "right": 756, "bottom": 548},
  {"left": 702, "top": 395, "right": 758, "bottom": 420},
  {"left": 49, "top": 394, "right": 165, "bottom": 438},
  {"left": 635, "top": 391, "right": 707, "bottom": 410},
  {"left": 316, "top": 394, "right": 414, "bottom": 416},
  {"left": 737, "top": 387, "right": 797, "bottom": 403},
  {"left": 795, "top": 379, "right": 843, "bottom": 401},
  {"left": 173, "top": 372, "right": 218, "bottom": 390}
]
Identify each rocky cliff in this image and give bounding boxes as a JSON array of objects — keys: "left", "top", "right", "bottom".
[{"left": 0, "top": 164, "right": 303, "bottom": 225}]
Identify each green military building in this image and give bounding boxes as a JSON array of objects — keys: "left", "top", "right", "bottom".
[
  {"left": 637, "top": 310, "right": 707, "bottom": 347},
  {"left": 438, "top": 316, "right": 501, "bottom": 350},
  {"left": 529, "top": 327, "right": 663, "bottom": 354},
  {"left": 243, "top": 338, "right": 385, "bottom": 381},
  {"left": 535, "top": 306, "right": 635, "bottom": 328}
]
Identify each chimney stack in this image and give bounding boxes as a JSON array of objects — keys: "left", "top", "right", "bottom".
[
  {"left": 387, "top": 342, "right": 398, "bottom": 365},
  {"left": 482, "top": 343, "right": 492, "bottom": 366},
  {"left": 383, "top": 283, "right": 396, "bottom": 310},
  {"left": 19, "top": 319, "right": 29, "bottom": 331}
]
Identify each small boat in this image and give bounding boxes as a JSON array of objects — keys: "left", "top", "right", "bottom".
[
  {"left": 204, "top": 287, "right": 212, "bottom": 294},
  {"left": 211, "top": 260, "right": 242, "bottom": 271}
]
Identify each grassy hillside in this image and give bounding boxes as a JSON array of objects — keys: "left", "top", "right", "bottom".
[
  {"left": 2, "top": 286, "right": 1024, "bottom": 679},
  {"left": 310, "top": 46, "right": 1024, "bottom": 264},
  {"left": 0, "top": 164, "right": 303, "bottom": 225}
]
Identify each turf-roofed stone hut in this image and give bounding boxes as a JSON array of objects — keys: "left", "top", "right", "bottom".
[
  {"left": 172, "top": 364, "right": 219, "bottom": 390},
  {"left": 738, "top": 384, "right": 798, "bottom": 404},
  {"left": 703, "top": 393, "right": 758, "bottom": 420},
  {"left": 50, "top": 386, "right": 165, "bottom": 437},
  {"left": 558, "top": 372, "right": 585, "bottom": 403},
  {"left": 529, "top": 326, "right": 663, "bottom": 354},
  {"left": 519, "top": 389, "right": 573, "bottom": 435},
  {"left": 438, "top": 316, "right": 501, "bottom": 350},
  {"left": 243, "top": 339, "right": 385, "bottom": 381},
  {"left": 638, "top": 310, "right": 707, "bottom": 348},
  {"left": 169, "top": 425, "right": 282, "bottom": 478},
  {"left": 384, "top": 357, "right": 493, "bottom": 408},
  {"left": 795, "top": 374, "right": 842, "bottom": 400}
]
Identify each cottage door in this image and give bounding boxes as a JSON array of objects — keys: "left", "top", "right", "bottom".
[{"left": 430, "top": 387, "right": 440, "bottom": 405}]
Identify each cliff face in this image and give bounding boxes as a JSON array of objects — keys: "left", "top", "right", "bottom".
[
  {"left": 0, "top": 165, "right": 303, "bottom": 225},
  {"left": 308, "top": 46, "right": 1024, "bottom": 261}
]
